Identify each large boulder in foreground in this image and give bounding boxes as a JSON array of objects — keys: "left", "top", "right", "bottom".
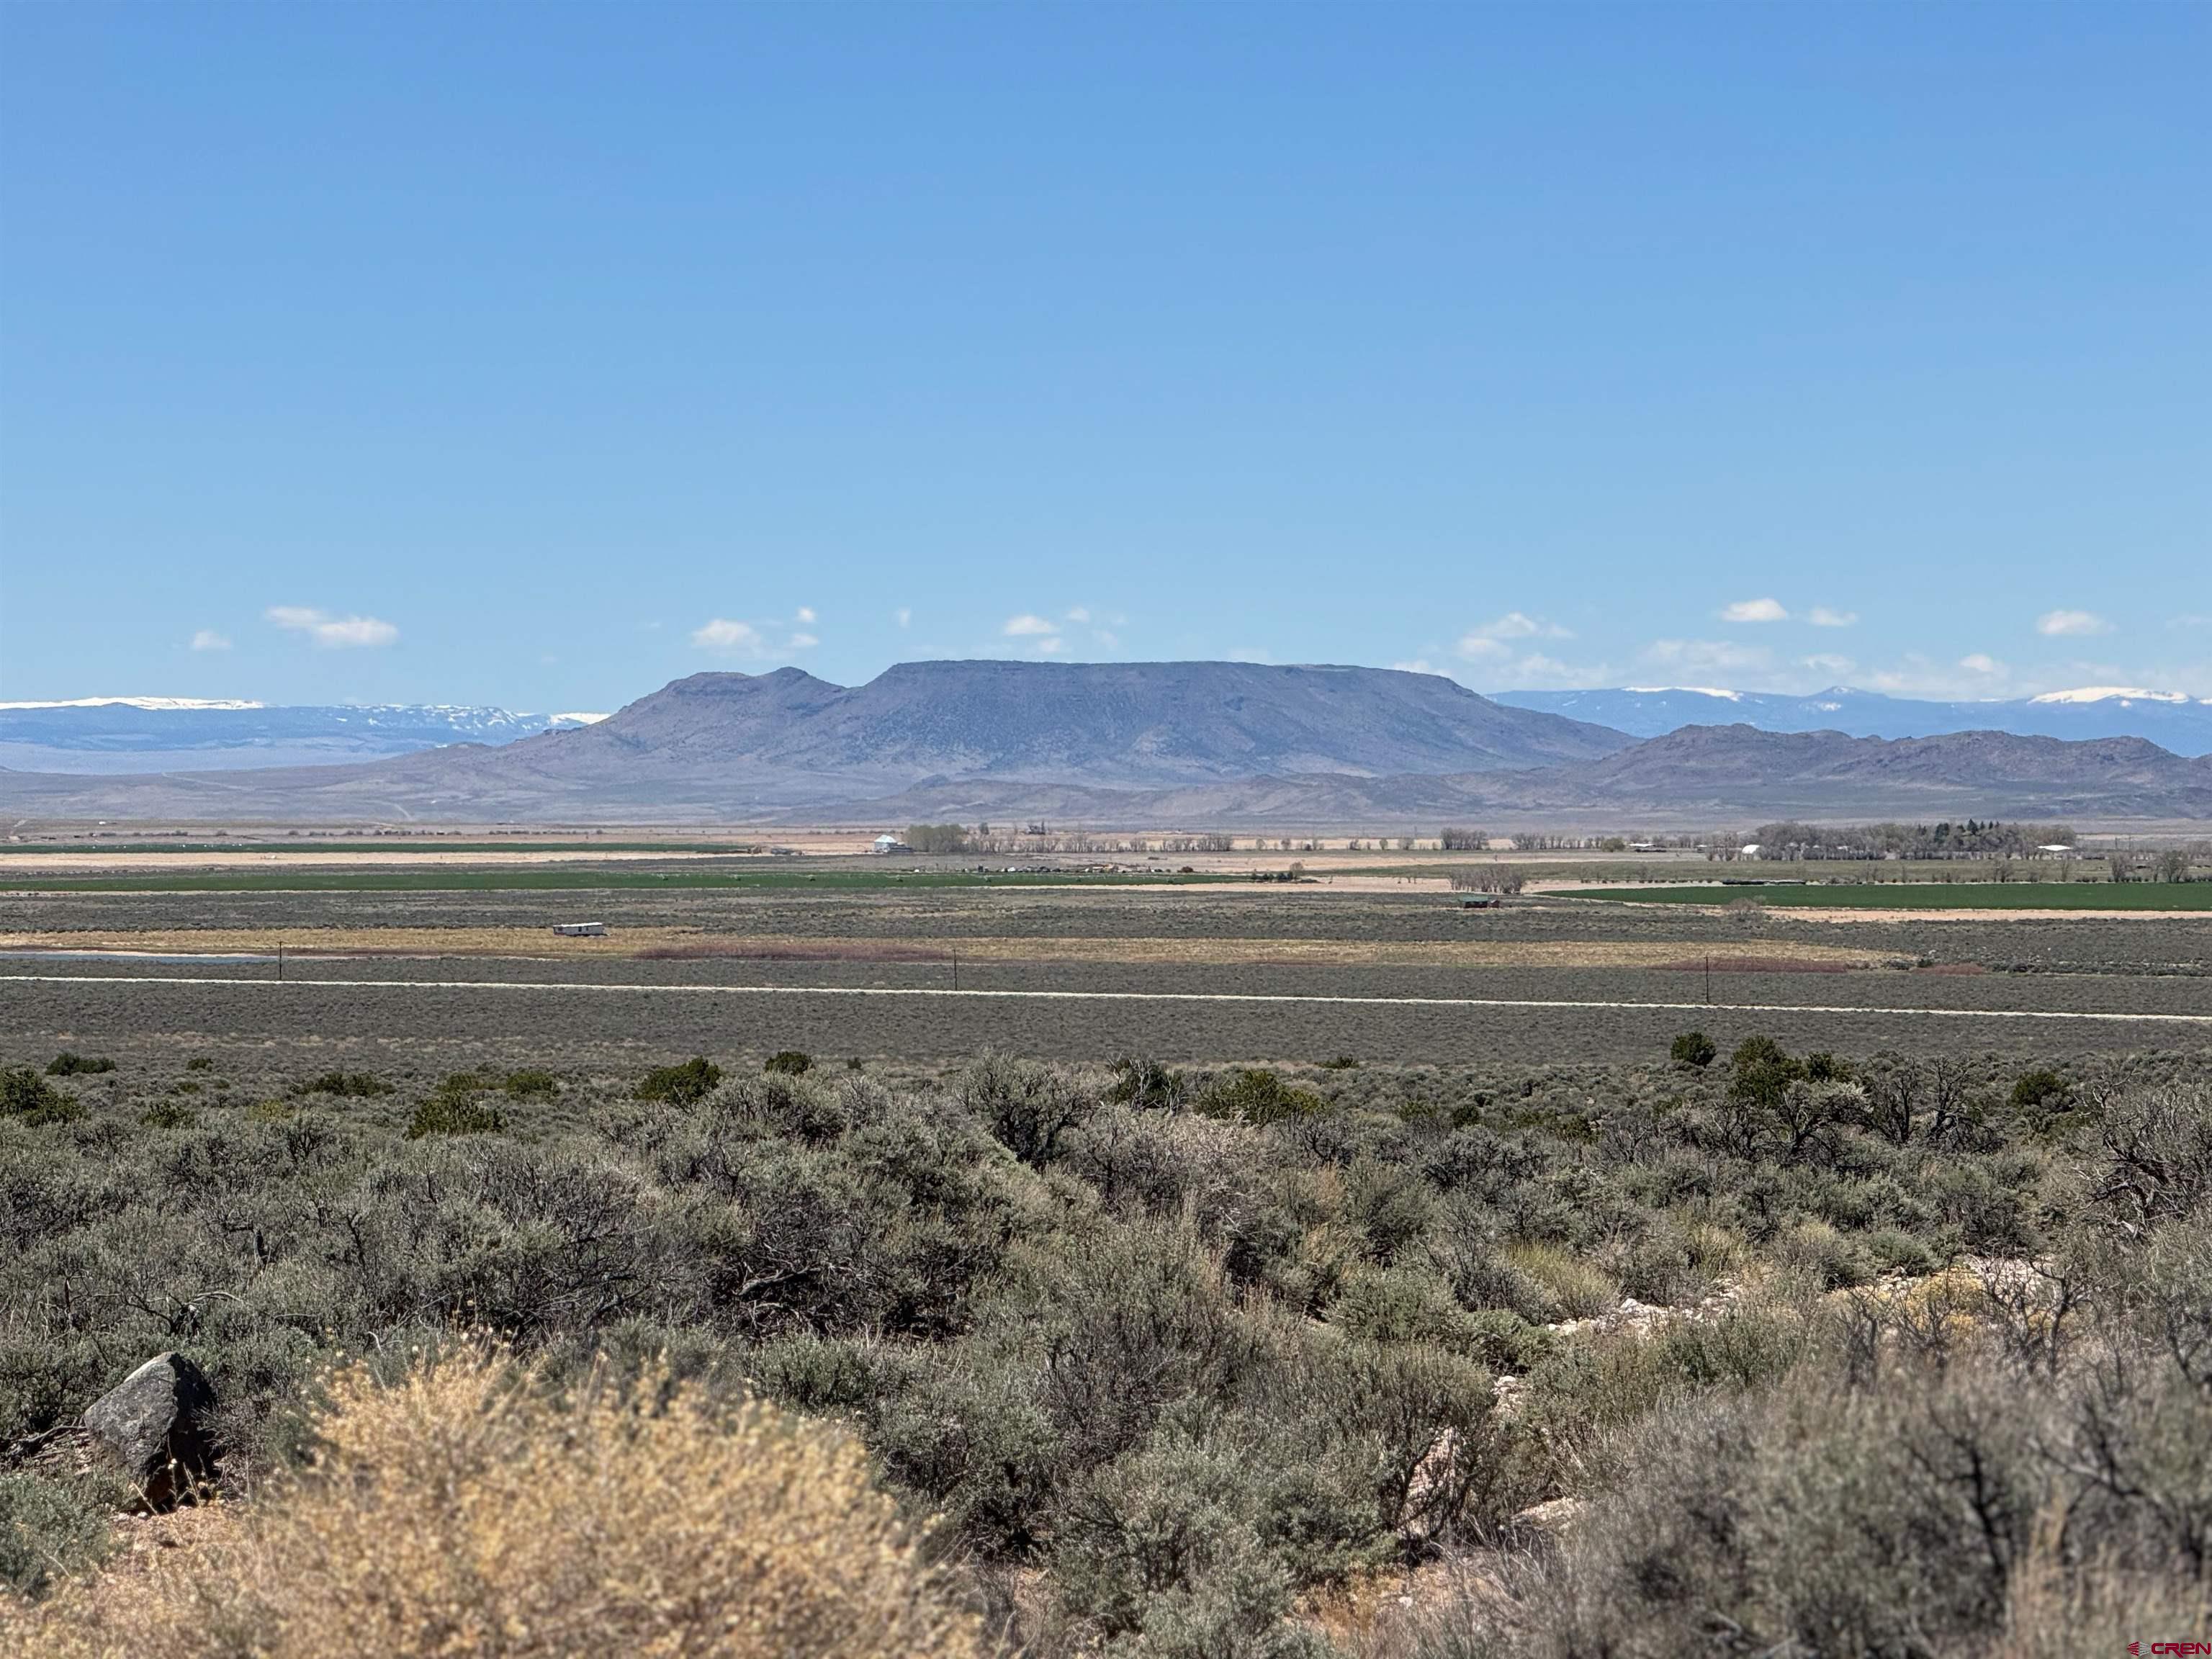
[{"left": 81, "top": 1352, "right": 219, "bottom": 1509}]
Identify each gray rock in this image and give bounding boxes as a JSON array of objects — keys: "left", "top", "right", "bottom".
[{"left": 81, "top": 1352, "right": 218, "bottom": 1509}]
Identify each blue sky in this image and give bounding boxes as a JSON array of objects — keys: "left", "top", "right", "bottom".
[{"left": 1, "top": 4, "right": 2205, "bottom": 713}]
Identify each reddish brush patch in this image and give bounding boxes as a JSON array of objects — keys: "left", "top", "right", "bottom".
[
  {"left": 632, "top": 941, "right": 952, "bottom": 963},
  {"left": 1653, "top": 956, "right": 1861, "bottom": 975}
]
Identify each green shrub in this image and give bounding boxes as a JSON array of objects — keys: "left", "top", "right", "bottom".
[
  {"left": 1465, "top": 1307, "right": 1557, "bottom": 1372},
  {"left": 1620, "top": 1220, "right": 1701, "bottom": 1305},
  {"left": 764, "top": 1051, "right": 814, "bottom": 1076},
  {"left": 1671, "top": 1031, "right": 1717, "bottom": 1069},
  {"left": 1, "top": 1067, "right": 63, "bottom": 1117},
  {"left": 44, "top": 1053, "right": 114, "bottom": 1077},
  {"left": 635, "top": 1056, "right": 722, "bottom": 1107},
  {"left": 1106, "top": 1056, "right": 1187, "bottom": 1110},
  {"left": 2009, "top": 1066, "right": 2075, "bottom": 1127},
  {"left": 1804, "top": 1050, "right": 1854, "bottom": 1084},
  {"left": 749, "top": 1332, "right": 912, "bottom": 1417},
  {"left": 1503, "top": 1240, "right": 1622, "bottom": 1321},
  {"left": 1049, "top": 1416, "right": 1348, "bottom": 1658},
  {"left": 1863, "top": 1226, "right": 1938, "bottom": 1277},
  {"left": 501, "top": 1068, "right": 559, "bottom": 1099},
  {"left": 303, "top": 1070, "right": 391, "bottom": 1098},
  {"left": 725, "top": 1073, "right": 848, "bottom": 1145},
  {"left": 0, "top": 1472, "right": 111, "bottom": 1598},
  {"left": 1194, "top": 1069, "right": 1326, "bottom": 1126},
  {"left": 960, "top": 1053, "right": 1088, "bottom": 1166},
  {"left": 1345, "top": 1156, "right": 1438, "bottom": 1263},
  {"left": 140, "top": 1100, "right": 200, "bottom": 1130},
  {"left": 871, "top": 1348, "right": 1064, "bottom": 1560},
  {"left": 1730, "top": 1035, "right": 1806, "bottom": 1107},
  {"left": 2, "top": 1066, "right": 82, "bottom": 1126},
  {"left": 1776, "top": 1219, "right": 1871, "bottom": 1290},
  {"left": 1328, "top": 1266, "right": 1475, "bottom": 1349},
  {"left": 408, "top": 1079, "right": 506, "bottom": 1138},
  {"left": 184, "top": 1056, "right": 215, "bottom": 1071}
]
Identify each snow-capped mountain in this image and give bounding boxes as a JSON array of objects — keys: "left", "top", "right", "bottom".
[
  {"left": 1493, "top": 685, "right": 2212, "bottom": 755},
  {"left": 2027, "top": 686, "right": 2193, "bottom": 706},
  {"left": 0, "top": 696, "right": 267, "bottom": 713},
  {"left": 0, "top": 701, "right": 608, "bottom": 775}
]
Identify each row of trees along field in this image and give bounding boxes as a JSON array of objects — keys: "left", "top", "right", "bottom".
[
  {"left": 1742, "top": 820, "right": 2077, "bottom": 860},
  {"left": 1743, "top": 822, "right": 2206, "bottom": 881},
  {"left": 904, "top": 825, "right": 1239, "bottom": 856}
]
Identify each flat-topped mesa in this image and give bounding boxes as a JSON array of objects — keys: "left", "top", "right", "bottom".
[{"left": 553, "top": 660, "right": 1632, "bottom": 788}]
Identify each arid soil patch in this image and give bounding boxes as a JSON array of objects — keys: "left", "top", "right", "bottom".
[{"left": 0, "top": 926, "right": 1891, "bottom": 972}]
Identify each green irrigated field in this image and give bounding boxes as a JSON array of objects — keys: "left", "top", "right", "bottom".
[
  {"left": 1557, "top": 881, "right": 2212, "bottom": 910},
  {"left": 6, "top": 867, "right": 1244, "bottom": 895}
]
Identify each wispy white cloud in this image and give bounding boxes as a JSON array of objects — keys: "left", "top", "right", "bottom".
[
  {"left": 1643, "top": 638, "right": 1776, "bottom": 676},
  {"left": 1439, "top": 640, "right": 1613, "bottom": 690},
  {"left": 1092, "top": 629, "right": 1121, "bottom": 650},
  {"left": 1719, "top": 598, "right": 1789, "bottom": 624},
  {"left": 2037, "top": 608, "right": 2111, "bottom": 637},
  {"left": 1502, "top": 652, "right": 1590, "bottom": 688},
  {"left": 1003, "top": 613, "right": 1057, "bottom": 637},
  {"left": 1227, "top": 647, "right": 1272, "bottom": 664},
  {"left": 1847, "top": 652, "right": 2020, "bottom": 699},
  {"left": 693, "top": 608, "right": 820, "bottom": 656},
  {"left": 692, "top": 618, "right": 768, "bottom": 655},
  {"left": 1807, "top": 606, "right": 1858, "bottom": 628},
  {"left": 266, "top": 606, "right": 398, "bottom": 648},
  {"left": 1391, "top": 659, "right": 1439, "bottom": 675},
  {"left": 895, "top": 607, "right": 912, "bottom": 628},
  {"left": 1800, "top": 653, "right": 1855, "bottom": 677},
  {"left": 1456, "top": 612, "right": 1571, "bottom": 658},
  {"left": 189, "top": 629, "right": 231, "bottom": 652},
  {"left": 1065, "top": 606, "right": 1091, "bottom": 625}
]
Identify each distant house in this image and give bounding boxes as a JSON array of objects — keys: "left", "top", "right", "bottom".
[
  {"left": 1739, "top": 844, "right": 1762, "bottom": 858},
  {"left": 2038, "top": 844, "right": 2079, "bottom": 857},
  {"left": 552, "top": 921, "right": 608, "bottom": 938},
  {"left": 872, "top": 834, "right": 913, "bottom": 855}
]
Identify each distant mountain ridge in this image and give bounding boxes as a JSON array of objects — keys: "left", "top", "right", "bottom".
[
  {"left": 813, "top": 724, "right": 2212, "bottom": 827},
  {"left": 4, "top": 665, "right": 2208, "bottom": 826},
  {"left": 356, "top": 661, "right": 1635, "bottom": 811},
  {"left": 1496, "top": 685, "right": 2212, "bottom": 755},
  {"left": 1554, "top": 724, "right": 2212, "bottom": 816},
  {"left": 0, "top": 702, "right": 606, "bottom": 775}
]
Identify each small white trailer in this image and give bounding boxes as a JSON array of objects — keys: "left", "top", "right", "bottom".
[{"left": 551, "top": 922, "right": 608, "bottom": 938}]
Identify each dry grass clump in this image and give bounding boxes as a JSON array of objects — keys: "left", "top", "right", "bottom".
[
  {"left": 3, "top": 1349, "right": 980, "bottom": 1659},
  {"left": 1502, "top": 1241, "right": 1622, "bottom": 1321}
]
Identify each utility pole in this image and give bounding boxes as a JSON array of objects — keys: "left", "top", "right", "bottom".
[{"left": 951, "top": 945, "right": 958, "bottom": 992}]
